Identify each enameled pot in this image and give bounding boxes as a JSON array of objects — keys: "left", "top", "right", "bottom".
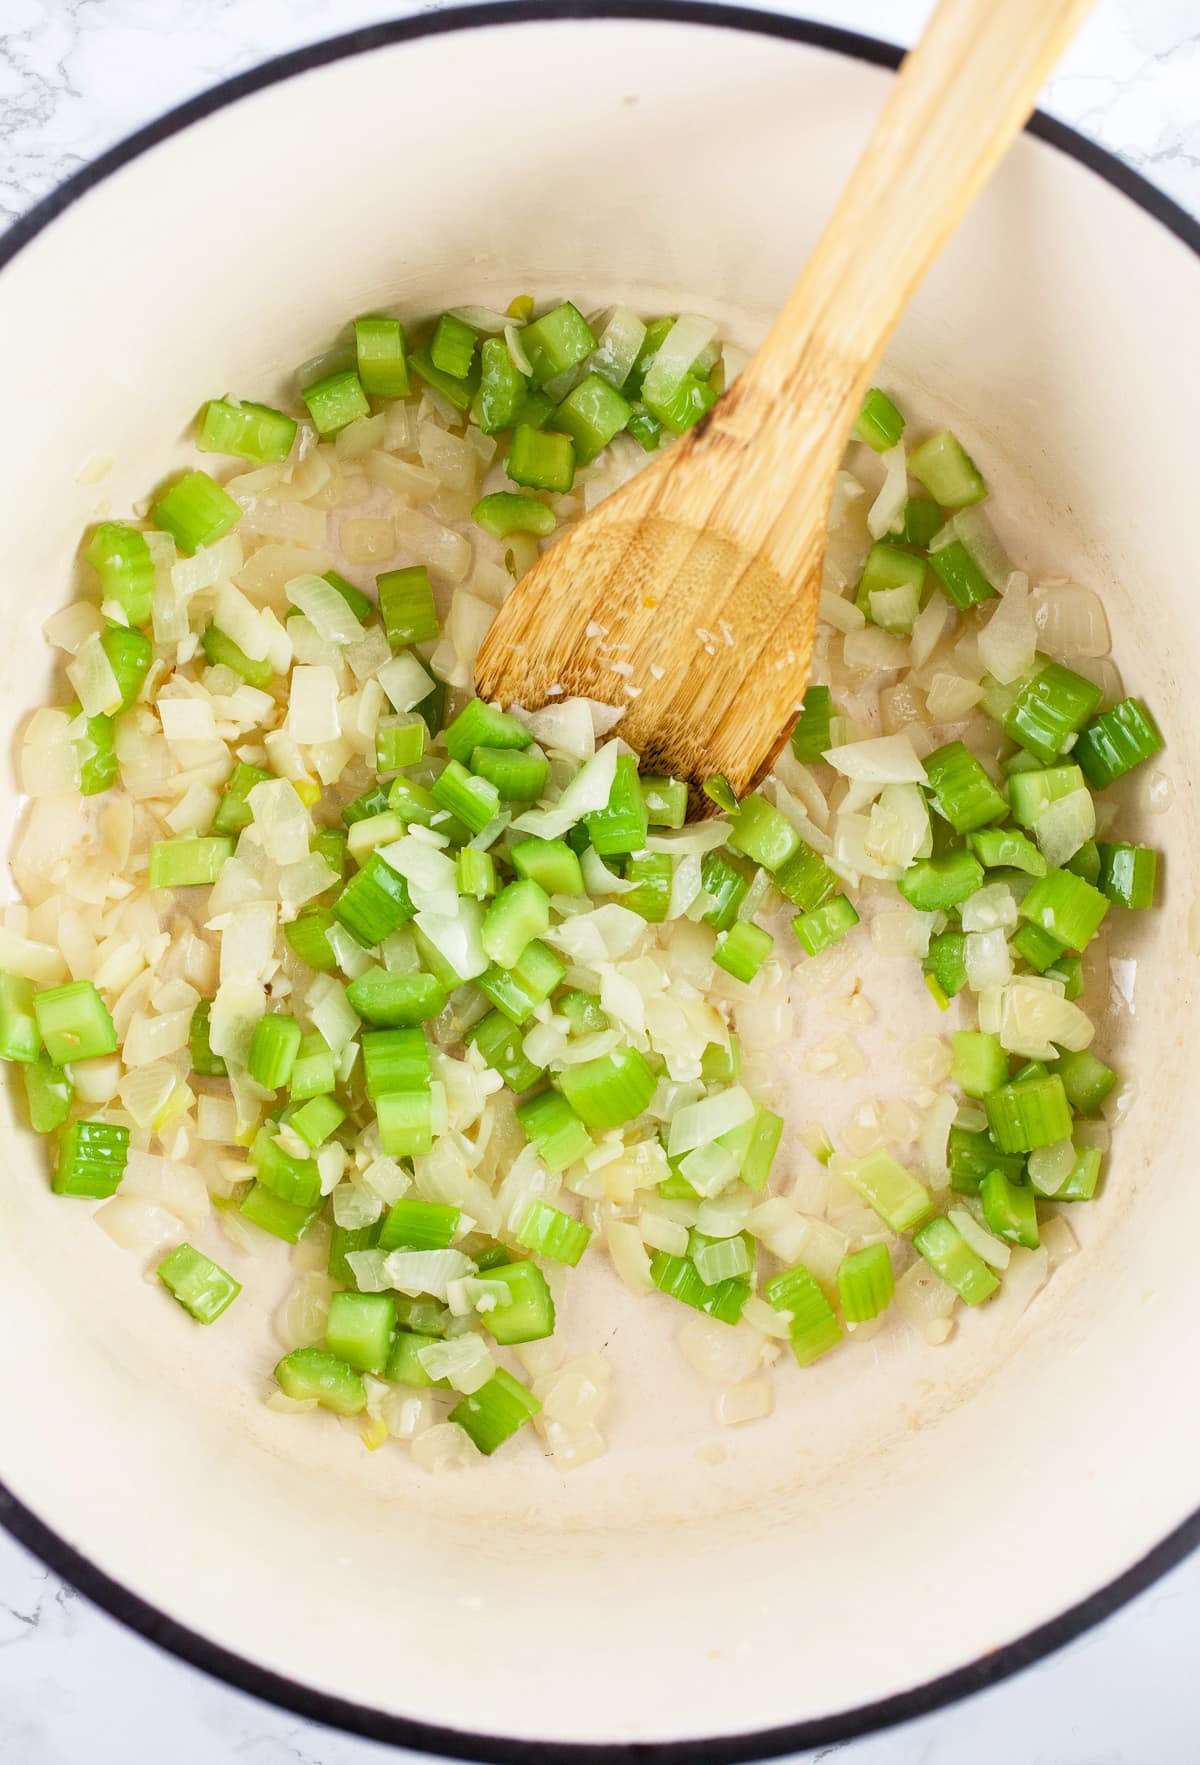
[{"left": 1, "top": 6, "right": 1197, "bottom": 1758}]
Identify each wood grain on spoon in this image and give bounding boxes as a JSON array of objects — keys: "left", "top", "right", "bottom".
[{"left": 476, "top": 0, "right": 1092, "bottom": 804}]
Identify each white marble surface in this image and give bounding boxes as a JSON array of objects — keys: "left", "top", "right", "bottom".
[{"left": 0, "top": 1, "right": 1197, "bottom": 1760}]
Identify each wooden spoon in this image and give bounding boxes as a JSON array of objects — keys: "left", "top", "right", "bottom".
[{"left": 476, "top": 0, "right": 1092, "bottom": 805}]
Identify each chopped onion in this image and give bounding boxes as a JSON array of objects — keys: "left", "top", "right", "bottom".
[
  {"left": 513, "top": 740, "right": 619, "bottom": 840},
  {"left": 999, "top": 979, "right": 1094, "bottom": 1059},
  {"left": 894, "top": 1260, "right": 956, "bottom": 1344},
  {"left": 275, "top": 1271, "right": 332, "bottom": 1352},
  {"left": 121, "top": 1150, "right": 210, "bottom": 1231},
  {"left": 931, "top": 507, "right": 1010, "bottom": 588},
  {"left": 961, "top": 882, "right": 1017, "bottom": 933},
  {"left": 865, "top": 782, "right": 931, "bottom": 870},
  {"left": 44, "top": 600, "right": 105, "bottom": 655},
  {"left": 1032, "top": 582, "right": 1110, "bottom": 659},
  {"left": 383, "top": 1248, "right": 475, "bottom": 1299},
  {"left": 949, "top": 1204, "right": 1011, "bottom": 1269},
  {"left": 867, "top": 442, "right": 908, "bottom": 540},
  {"left": 964, "top": 928, "right": 1011, "bottom": 991},
  {"left": 0, "top": 925, "right": 67, "bottom": 984},
  {"left": 977, "top": 570, "right": 1036, "bottom": 684},
  {"left": 642, "top": 313, "right": 718, "bottom": 407},
  {"left": 95, "top": 1196, "right": 179, "bottom": 1258},
  {"left": 920, "top": 1091, "right": 957, "bottom": 1187},
  {"left": 590, "top": 307, "right": 647, "bottom": 390},
  {"left": 666, "top": 1086, "right": 755, "bottom": 1157},
  {"left": 825, "top": 731, "right": 925, "bottom": 785},
  {"left": 1034, "top": 788, "right": 1095, "bottom": 867},
  {"left": 410, "top": 1421, "right": 480, "bottom": 1471},
  {"left": 842, "top": 627, "right": 910, "bottom": 672},
  {"left": 417, "top": 1333, "right": 495, "bottom": 1394},
  {"left": 925, "top": 671, "right": 983, "bottom": 721},
  {"left": 376, "top": 652, "right": 434, "bottom": 712},
  {"left": 819, "top": 589, "right": 866, "bottom": 634},
  {"left": 870, "top": 908, "right": 932, "bottom": 958},
  {"left": 287, "top": 664, "right": 340, "bottom": 745},
  {"left": 67, "top": 632, "right": 122, "bottom": 717},
  {"left": 415, "top": 898, "right": 488, "bottom": 982},
  {"left": 285, "top": 573, "right": 363, "bottom": 643},
  {"left": 715, "top": 1377, "right": 774, "bottom": 1427},
  {"left": 1028, "top": 1138, "right": 1076, "bottom": 1196},
  {"left": 677, "top": 1316, "right": 762, "bottom": 1385},
  {"left": 307, "top": 974, "right": 360, "bottom": 1054}
]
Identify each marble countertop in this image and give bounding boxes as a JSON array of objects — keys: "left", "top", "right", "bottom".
[{"left": 0, "top": 1, "right": 1197, "bottom": 1761}]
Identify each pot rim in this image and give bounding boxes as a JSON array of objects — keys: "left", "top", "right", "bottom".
[{"left": 1, "top": 5, "right": 1197, "bottom": 1758}]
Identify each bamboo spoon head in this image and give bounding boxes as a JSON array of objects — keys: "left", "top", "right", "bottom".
[{"left": 474, "top": 447, "right": 825, "bottom": 805}]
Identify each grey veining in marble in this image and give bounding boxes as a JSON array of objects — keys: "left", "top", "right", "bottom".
[{"left": 0, "top": 1, "right": 1197, "bottom": 1761}]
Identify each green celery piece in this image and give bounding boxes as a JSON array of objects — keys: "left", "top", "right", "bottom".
[{"left": 913, "top": 1216, "right": 999, "bottom": 1304}]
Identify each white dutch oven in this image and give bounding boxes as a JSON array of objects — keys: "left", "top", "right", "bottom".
[{"left": 0, "top": 5, "right": 1197, "bottom": 1757}]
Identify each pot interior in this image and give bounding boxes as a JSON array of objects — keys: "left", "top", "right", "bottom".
[{"left": 0, "top": 14, "right": 1196, "bottom": 1750}]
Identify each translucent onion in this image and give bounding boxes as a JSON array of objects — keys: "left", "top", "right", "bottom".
[
  {"left": 410, "top": 1421, "right": 480, "bottom": 1471},
  {"left": 21, "top": 711, "right": 82, "bottom": 797},
  {"left": 999, "top": 979, "right": 1094, "bottom": 1059},
  {"left": 1031, "top": 582, "right": 1110, "bottom": 659},
  {"left": 94, "top": 1196, "right": 179, "bottom": 1258},
  {"left": 158, "top": 695, "right": 217, "bottom": 745},
  {"left": 118, "top": 1061, "right": 178, "bottom": 1129},
  {"left": 870, "top": 909, "right": 932, "bottom": 958},
  {"left": 391, "top": 504, "right": 471, "bottom": 583},
  {"left": 287, "top": 664, "right": 340, "bottom": 745},
  {"left": 334, "top": 412, "right": 387, "bottom": 460},
  {"left": 414, "top": 899, "right": 488, "bottom": 983},
  {"left": 383, "top": 1248, "right": 475, "bottom": 1299},
  {"left": 247, "top": 778, "right": 311, "bottom": 867},
  {"left": 867, "top": 442, "right": 908, "bottom": 540},
  {"left": 121, "top": 1150, "right": 210, "bottom": 1230},
  {"left": 819, "top": 589, "right": 865, "bottom": 634},
  {"left": 677, "top": 1316, "right": 762, "bottom": 1384},
  {"left": 307, "top": 974, "right": 360, "bottom": 1054},
  {"left": 865, "top": 781, "right": 931, "bottom": 870},
  {"left": 513, "top": 740, "right": 619, "bottom": 840},
  {"left": 842, "top": 627, "right": 910, "bottom": 672},
  {"left": 218, "top": 902, "right": 277, "bottom": 985},
  {"left": 715, "top": 1377, "right": 774, "bottom": 1427},
  {"left": 515, "top": 699, "right": 597, "bottom": 760},
  {"left": 642, "top": 313, "right": 718, "bottom": 407},
  {"left": 833, "top": 811, "right": 902, "bottom": 883},
  {"left": 1034, "top": 788, "right": 1095, "bottom": 867},
  {"left": 745, "top": 1197, "right": 810, "bottom": 1264},
  {"left": 667, "top": 1085, "right": 755, "bottom": 1156},
  {"left": 67, "top": 632, "right": 122, "bottom": 717},
  {"left": 825, "top": 731, "right": 925, "bottom": 785},
  {"left": 1040, "top": 1214, "right": 1078, "bottom": 1267},
  {"left": 894, "top": 1260, "right": 956, "bottom": 1344},
  {"left": 0, "top": 925, "right": 67, "bottom": 984},
  {"left": 920, "top": 1091, "right": 957, "bottom": 1188},
  {"left": 949, "top": 1204, "right": 1011, "bottom": 1270},
  {"left": 590, "top": 307, "right": 647, "bottom": 390},
  {"left": 69, "top": 1053, "right": 122, "bottom": 1102},
  {"left": 977, "top": 571, "right": 1036, "bottom": 684},
  {"left": 964, "top": 928, "right": 1012, "bottom": 991},
  {"left": 961, "top": 882, "right": 1017, "bottom": 933},
  {"left": 1028, "top": 1138, "right": 1076, "bottom": 1195},
  {"left": 417, "top": 1333, "right": 495, "bottom": 1395},
  {"left": 925, "top": 671, "right": 983, "bottom": 722},
  {"left": 376, "top": 652, "right": 434, "bottom": 713},
  {"left": 931, "top": 507, "right": 1010, "bottom": 588},
  {"left": 44, "top": 600, "right": 105, "bottom": 655},
  {"left": 285, "top": 573, "right": 363, "bottom": 643},
  {"left": 275, "top": 1271, "right": 332, "bottom": 1353}
]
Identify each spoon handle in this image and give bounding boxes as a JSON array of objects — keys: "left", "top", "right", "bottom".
[{"left": 696, "top": 0, "right": 1094, "bottom": 578}]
